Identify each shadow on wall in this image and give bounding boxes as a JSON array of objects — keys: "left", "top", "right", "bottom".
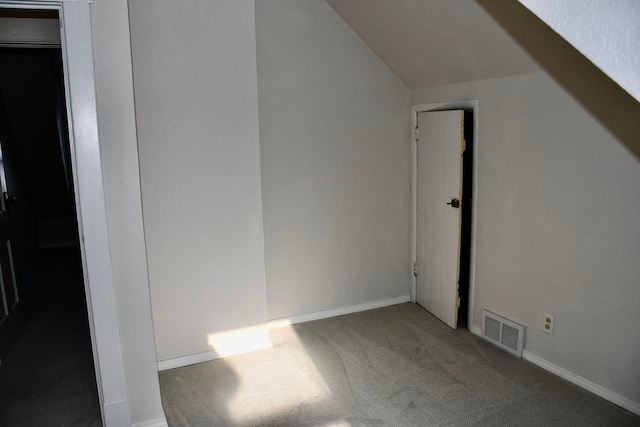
[{"left": 476, "top": 0, "right": 640, "bottom": 161}]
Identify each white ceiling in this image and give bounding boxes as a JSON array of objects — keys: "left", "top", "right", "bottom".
[{"left": 325, "top": 0, "right": 541, "bottom": 89}]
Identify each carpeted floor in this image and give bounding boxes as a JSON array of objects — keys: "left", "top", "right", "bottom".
[
  {"left": 160, "top": 303, "right": 640, "bottom": 427},
  {"left": 0, "top": 248, "right": 101, "bottom": 427}
]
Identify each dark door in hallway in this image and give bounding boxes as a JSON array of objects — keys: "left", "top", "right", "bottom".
[{"left": 0, "top": 94, "right": 26, "bottom": 364}]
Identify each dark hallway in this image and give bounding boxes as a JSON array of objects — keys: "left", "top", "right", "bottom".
[
  {"left": 0, "top": 248, "right": 101, "bottom": 427},
  {"left": 0, "top": 31, "right": 101, "bottom": 426}
]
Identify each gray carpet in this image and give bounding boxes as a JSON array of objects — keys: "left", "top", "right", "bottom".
[
  {"left": 0, "top": 249, "right": 101, "bottom": 427},
  {"left": 160, "top": 303, "right": 640, "bottom": 427}
]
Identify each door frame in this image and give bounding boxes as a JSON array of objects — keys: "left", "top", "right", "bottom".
[
  {"left": 411, "top": 101, "right": 479, "bottom": 331},
  {"left": 0, "top": 1, "right": 130, "bottom": 425}
]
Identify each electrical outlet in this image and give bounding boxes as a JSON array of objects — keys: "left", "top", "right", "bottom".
[{"left": 543, "top": 313, "right": 554, "bottom": 335}]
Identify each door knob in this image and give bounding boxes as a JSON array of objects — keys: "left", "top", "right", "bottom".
[
  {"left": 3, "top": 192, "right": 16, "bottom": 203},
  {"left": 447, "top": 198, "right": 460, "bottom": 208}
]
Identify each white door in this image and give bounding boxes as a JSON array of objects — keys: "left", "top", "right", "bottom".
[{"left": 416, "top": 110, "right": 465, "bottom": 329}]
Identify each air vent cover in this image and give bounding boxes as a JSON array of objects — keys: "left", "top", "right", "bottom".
[{"left": 481, "top": 309, "right": 525, "bottom": 357}]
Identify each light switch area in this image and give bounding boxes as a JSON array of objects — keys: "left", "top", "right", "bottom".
[{"left": 543, "top": 313, "right": 555, "bottom": 335}]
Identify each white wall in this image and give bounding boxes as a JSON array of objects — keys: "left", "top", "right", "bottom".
[
  {"left": 256, "top": 0, "right": 412, "bottom": 320},
  {"left": 0, "top": 17, "right": 60, "bottom": 46},
  {"left": 129, "top": 0, "right": 269, "bottom": 362},
  {"left": 412, "top": 71, "right": 640, "bottom": 404},
  {"left": 91, "top": 0, "right": 165, "bottom": 424},
  {"left": 518, "top": 0, "right": 640, "bottom": 103}
]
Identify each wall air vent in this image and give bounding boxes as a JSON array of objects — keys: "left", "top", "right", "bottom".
[{"left": 481, "top": 309, "right": 525, "bottom": 357}]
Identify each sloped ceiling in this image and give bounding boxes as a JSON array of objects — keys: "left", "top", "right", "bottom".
[
  {"left": 325, "top": 0, "right": 541, "bottom": 89},
  {"left": 518, "top": 0, "right": 640, "bottom": 103}
]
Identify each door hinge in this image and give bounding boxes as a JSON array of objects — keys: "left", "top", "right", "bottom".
[
  {"left": 413, "top": 262, "right": 418, "bottom": 277},
  {"left": 414, "top": 127, "right": 419, "bottom": 142}
]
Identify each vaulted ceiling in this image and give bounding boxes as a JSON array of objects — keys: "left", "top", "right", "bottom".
[{"left": 325, "top": 0, "right": 541, "bottom": 89}]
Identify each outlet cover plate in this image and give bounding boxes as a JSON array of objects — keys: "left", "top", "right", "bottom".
[{"left": 543, "top": 312, "right": 555, "bottom": 335}]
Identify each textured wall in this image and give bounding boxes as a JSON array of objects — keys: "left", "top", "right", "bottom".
[
  {"left": 413, "top": 71, "right": 640, "bottom": 404},
  {"left": 129, "top": 0, "right": 269, "bottom": 362},
  {"left": 256, "top": 0, "right": 412, "bottom": 320},
  {"left": 518, "top": 0, "right": 640, "bottom": 102}
]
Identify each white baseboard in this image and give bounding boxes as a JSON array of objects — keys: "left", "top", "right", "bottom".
[
  {"left": 468, "top": 325, "right": 640, "bottom": 416},
  {"left": 268, "top": 295, "right": 411, "bottom": 329},
  {"left": 158, "top": 325, "right": 272, "bottom": 371},
  {"left": 522, "top": 350, "right": 640, "bottom": 416},
  {"left": 158, "top": 350, "right": 223, "bottom": 372},
  {"left": 103, "top": 398, "right": 130, "bottom": 427},
  {"left": 132, "top": 416, "right": 169, "bottom": 427},
  {"left": 470, "top": 325, "right": 481, "bottom": 336},
  {"left": 158, "top": 297, "right": 411, "bottom": 371}
]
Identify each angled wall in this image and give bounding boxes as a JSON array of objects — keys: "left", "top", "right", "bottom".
[
  {"left": 412, "top": 70, "right": 640, "bottom": 405},
  {"left": 518, "top": 0, "right": 640, "bottom": 102}
]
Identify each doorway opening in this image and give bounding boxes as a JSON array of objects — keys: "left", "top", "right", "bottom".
[
  {"left": 413, "top": 102, "right": 477, "bottom": 331},
  {"left": 0, "top": 10, "right": 101, "bottom": 426},
  {"left": 457, "top": 110, "right": 473, "bottom": 329}
]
